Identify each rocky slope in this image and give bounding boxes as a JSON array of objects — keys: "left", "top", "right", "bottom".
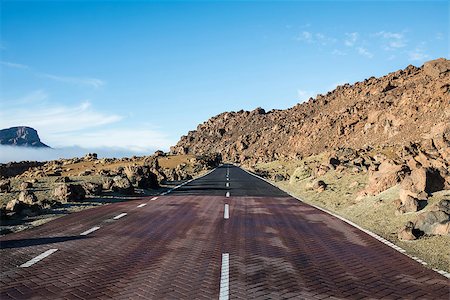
[
  {"left": 0, "top": 127, "right": 49, "bottom": 148},
  {"left": 171, "top": 58, "right": 450, "bottom": 164}
]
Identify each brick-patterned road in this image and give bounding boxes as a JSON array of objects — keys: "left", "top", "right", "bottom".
[{"left": 1, "top": 165, "right": 449, "bottom": 299}]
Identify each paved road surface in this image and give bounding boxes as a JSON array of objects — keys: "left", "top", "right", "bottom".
[{"left": 0, "top": 165, "right": 448, "bottom": 299}]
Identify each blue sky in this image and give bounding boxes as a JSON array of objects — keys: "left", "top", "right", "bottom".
[{"left": 0, "top": 0, "right": 448, "bottom": 156}]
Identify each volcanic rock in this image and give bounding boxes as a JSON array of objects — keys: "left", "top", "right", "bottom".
[
  {"left": 81, "top": 182, "right": 102, "bottom": 195},
  {"left": 0, "top": 179, "right": 11, "bottom": 193},
  {"left": 18, "top": 190, "right": 38, "bottom": 204},
  {"left": 397, "top": 222, "right": 416, "bottom": 241},
  {"left": 414, "top": 211, "right": 450, "bottom": 236},
  {"left": 53, "top": 184, "right": 86, "bottom": 203},
  {"left": 112, "top": 176, "right": 134, "bottom": 195},
  {"left": 171, "top": 59, "right": 450, "bottom": 165}
]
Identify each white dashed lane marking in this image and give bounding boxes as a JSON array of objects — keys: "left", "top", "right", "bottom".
[
  {"left": 80, "top": 226, "right": 100, "bottom": 236},
  {"left": 224, "top": 204, "right": 229, "bottom": 219},
  {"left": 137, "top": 203, "right": 147, "bottom": 208},
  {"left": 226, "top": 182, "right": 229, "bottom": 187},
  {"left": 225, "top": 192, "right": 230, "bottom": 198},
  {"left": 113, "top": 213, "right": 127, "bottom": 220},
  {"left": 20, "top": 249, "right": 58, "bottom": 268},
  {"left": 151, "top": 197, "right": 158, "bottom": 201},
  {"left": 219, "top": 253, "right": 230, "bottom": 300}
]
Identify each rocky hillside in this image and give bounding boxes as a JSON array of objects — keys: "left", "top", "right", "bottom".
[
  {"left": 0, "top": 127, "right": 49, "bottom": 148},
  {"left": 171, "top": 58, "right": 450, "bottom": 164}
]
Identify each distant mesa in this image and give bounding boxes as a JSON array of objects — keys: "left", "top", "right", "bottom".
[{"left": 0, "top": 126, "right": 50, "bottom": 148}]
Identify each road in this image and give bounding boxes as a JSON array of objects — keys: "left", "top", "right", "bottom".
[{"left": 0, "top": 165, "right": 448, "bottom": 299}]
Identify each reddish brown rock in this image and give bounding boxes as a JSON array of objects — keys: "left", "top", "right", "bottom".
[
  {"left": 53, "top": 184, "right": 86, "bottom": 203},
  {"left": 171, "top": 59, "right": 450, "bottom": 165},
  {"left": 366, "top": 161, "right": 409, "bottom": 195},
  {"left": 414, "top": 211, "right": 449, "bottom": 236},
  {"left": 397, "top": 222, "right": 416, "bottom": 241}
]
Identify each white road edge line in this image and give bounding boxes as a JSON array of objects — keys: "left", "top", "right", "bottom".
[
  {"left": 113, "top": 213, "right": 127, "bottom": 220},
  {"left": 150, "top": 197, "right": 158, "bottom": 201},
  {"left": 80, "top": 226, "right": 101, "bottom": 236},
  {"left": 239, "top": 165, "right": 450, "bottom": 279},
  {"left": 225, "top": 192, "right": 230, "bottom": 198},
  {"left": 224, "top": 204, "right": 229, "bottom": 219},
  {"left": 20, "top": 249, "right": 58, "bottom": 268},
  {"left": 137, "top": 203, "right": 147, "bottom": 208},
  {"left": 219, "top": 253, "right": 230, "bottom": 300}
]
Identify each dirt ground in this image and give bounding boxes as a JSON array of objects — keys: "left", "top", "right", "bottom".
[{"left": 254, "top": 158, "right": 450, "bottom": 273}]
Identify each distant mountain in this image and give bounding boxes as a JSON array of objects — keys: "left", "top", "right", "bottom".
[{"left": 0, "top": 126, "right": 50, "bottom": 148}]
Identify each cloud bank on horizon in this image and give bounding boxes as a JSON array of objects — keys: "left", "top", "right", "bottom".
[{"left": 0, "top": 1, "right": 448, "bottom": 158}]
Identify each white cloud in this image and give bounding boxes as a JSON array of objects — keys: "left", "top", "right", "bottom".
[
  {"left": 0, "top": 92, "right": 172, "bottom": 153},
  {"left": 49, "top": 128, "right": 172, "bottom": 151},
  {"left": 408, "top": 49, "right": 429, "bottom": 61},
  {"left": 332, "top": 49, "right": 346, "bottom": 56},
  {"left": 0, "top": 61, "right": 29, "bottom": 69},
  {"left": 375, "top": 31, "right": 407, "bottom": 50},
  {"left": 40, "top": 73, "right": 105, "bottom": 88},
  {"left": 357, "top": 47, "right": 374, "bottom": 59},
  {"left": 0, "top": 100, "right": 122, "bottom": 134},
  {"left": 435, "top": 32, "right": 444, "bottom": 40},
  {"left": 344, "top": 32, "right": 359, "bottom": 47},
  {"left": 295, "top": 31, "right": 336, "bottom": 46}
]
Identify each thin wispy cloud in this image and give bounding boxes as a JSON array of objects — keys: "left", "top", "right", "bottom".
[
  {"left": 0, "top": 60, "right": 105, "bottom": 88},
  {"left": 332, "top": 49, "right": 347, "bottom": 56},
  {"left": 409, "top": 48, "right": 429, "bottom": 61},
  {"left": 295, "top": 31, "right": 336, "bottom": 46},
  {"left": 0, "top": 91, "right": 172, "bottom": 152},
  {"left": 0, "top": 60, "right": 30, "bottom": 69},
  {"left": 0, "top": 97, "right": 122, "bottom": 134},
  {"left": 357, "top": 47, "right": 374, "bottom": 59},
  {"left": 40, "top": 73, "right": 105, "bottom": 88},
  {"left": 344, "top": 32, "right": 359, "bottom": 47},
  {"left": 6, "top": 90, "right": 49, "bottom": 107},
  {"left": 375, "top": 31, "right": 407, "bottom": 50}
]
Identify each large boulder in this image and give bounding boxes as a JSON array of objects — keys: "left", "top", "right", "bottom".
[
  {"left": 53, "top": 184, "right": 86, "bottom": 203},
  {"left": 414, "top": 210, "right": 450, "bottom": 236},
  {"left": 18, "top": 190, "right": 38, "bottom": 204},
  {"left": 0, "top": 179, "right": 11, "bottom": 193},
  {"left": 400, "top": 167, "right": 446, "bottom": 196},
  {"left": 81, "top": 182, "right": 102, "bottom": 195},
  {"left": 5, "top": 199, "right": 42, "bottom": 217},
  {"left": 395, "top": 192, "right": 420, "bottom": 215},
  {"left": 366, "top": 160, "right": 409, "bottom": 195},
  {"left": 20, "top": 181, "right": 33, "bottom": 190},
  {"left": 423, "top": 58, "right": 450, "bottom": 77},
  {"left": 397, "top": 221, "right": 416, "bottom": 241},
  {"left": 124, "top": 165, "right": 159, "bottom": 189},
  {"left": 112, "top": 176, "right": 134, "bottom": 195},
  {"left": 101, "top": 177, "right": 114, "bottom": 190}
]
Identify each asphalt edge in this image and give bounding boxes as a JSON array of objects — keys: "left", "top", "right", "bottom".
[{"left": 239, "top": 165, "right": 450, "bottom": 279}]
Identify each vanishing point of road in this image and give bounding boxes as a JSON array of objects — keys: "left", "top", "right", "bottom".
[{"left": 0, "top": 165, "right": 449, "bottom": 299}]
